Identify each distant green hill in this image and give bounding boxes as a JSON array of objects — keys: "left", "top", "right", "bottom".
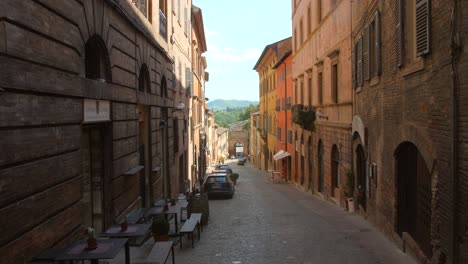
[{"left": 207, "top": 99, "right": 259, "bottom": 111}]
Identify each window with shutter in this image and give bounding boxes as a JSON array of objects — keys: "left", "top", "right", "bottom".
[
  {"left": 357, "top": 37, "right": 363, "bottom": 86},
  {"left": 415, "top": 0, "right": 430, "bottom": 56},
  {"left": 363, "top": 26, "right": 370, "bottom": 81},
  {"left": 352, "top": 43, "right": 356, "bottom": 89},
  {"left": 396, "top": 0, "right": 404, "bottom": 67},
  {"left": 375, "top": 11, "right": 382, "bottom": 75}
]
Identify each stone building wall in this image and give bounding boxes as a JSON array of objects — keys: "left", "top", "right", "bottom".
[{"left": 0, "top": 1, "right": 183, "bottom": 262}]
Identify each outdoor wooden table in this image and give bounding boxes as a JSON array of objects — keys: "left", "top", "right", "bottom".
[
  {"left": 101, "top": 224, "right": 151, "bottom": 263},
  {"left": 146, "top": 202, "right": 186, "bottom": 234},
  {"left": 54, "top": 238, "right": 128, "bottom": 264}
]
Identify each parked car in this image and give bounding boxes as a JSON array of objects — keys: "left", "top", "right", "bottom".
[
  {"left": 203, "top": 173, "right": 235, "bottom": 198},
  {"left": 237, "top": 159, "right": 245, "bottom": 165},
  {"left": 215, "top": 164, "right": 232, "bottom": 174}
]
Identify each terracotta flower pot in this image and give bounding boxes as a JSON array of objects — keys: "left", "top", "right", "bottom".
[
  {"left": 87, "top": 238, "right": 97, "bottom": 250},
  {"left": 153, "top": 234, "right": 169, "bottom": 242}
]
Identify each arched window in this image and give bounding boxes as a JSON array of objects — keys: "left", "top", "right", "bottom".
[
  {"left": 138, "top": 64, "right": 151, "bottom": 93},
  {"left": 160, "top": 76, "right": 168, "bottom": 97},
  {"left": 85, "top": 35, "right": 111, "bottom": 81}
]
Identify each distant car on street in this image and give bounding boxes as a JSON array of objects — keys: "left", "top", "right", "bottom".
[
  {"left": 237, "top": 158, "right": 245, "bottom": 165},
  {"left": 204, "top": 172, "right": 235, "bottom": 198},
  {"left": 215, "top": 164, "right": 232, "bottom": 174}
]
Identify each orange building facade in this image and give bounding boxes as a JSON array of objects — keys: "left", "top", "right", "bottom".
[{"left": 272, "top": 51, "right": 293, "bottom": 181}]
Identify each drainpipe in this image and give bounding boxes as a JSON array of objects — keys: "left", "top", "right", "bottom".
[
  {"left": 284, "top": 61, "right": 288, "bottom": 179},
  {"left": 449, "top": 1, "right": 461, "bottom": 263}
]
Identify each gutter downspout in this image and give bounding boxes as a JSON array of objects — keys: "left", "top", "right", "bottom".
[
  {"left": 450, "top": 1, "right": 461, "bottom": 263},
  {"left": 284, "top": 61, "right": 289, "bottom": 182}
]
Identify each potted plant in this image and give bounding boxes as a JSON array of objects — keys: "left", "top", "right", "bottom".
[
  {"left": 170, "top": 198, "right": 176, "bottom": 206},
  {"left": 344, "top": 169, "right": 355, "bottom": 212},
  {"left": 85, "top": 227, "right": 97, "bottom": 250},
  {"left": 230, "top": 173, "right": 239, "bottom": 185},
  {"left": 120, "top": 216, "right": 128, "bottom": 231},
  {"left": 151, "top": 217, "right": 170, "bottom": 241}
]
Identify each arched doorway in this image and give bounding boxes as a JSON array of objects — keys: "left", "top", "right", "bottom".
[
  {"left": 318, "top": 140, "right": 324, "bottom": 193},
  {"left": 138, "top": 64, "right": 151, "bottom": 206},
  {"left": 395, "top": 142, "right": 432, "bottom": 258},
  {"left": 300, "top": 135, "right": 305, "bottom": 185},
  {"left": 308, "top": 136, "right": 313, "bottom": 191},
  {"left": 331, "top": 145, "right": 339, "bottom": 197},
  {"left": 160, "top": 77, "right": 170, "bottom": 198},
  {"left": 356, "top": 144, "right": 366, "bottom": 210},
  {"left": 234, "top": 142, "right": 244, "bottom": 158},
  {"left": 82, "top": 35, "right": 112, "bottom": 233},
  {"left": 294, "top": 131, "right": 298, "bottom": 183}
]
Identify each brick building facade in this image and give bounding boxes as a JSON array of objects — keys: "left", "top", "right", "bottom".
[
  {"left": 0, "top": 1, "right": 189, "bottom": 262},
  {"left": 351, "top": 0, "right": 467, "bottom": 263},
  {"left": 291, "top": 0, "right": 353, "bottom": 205}
]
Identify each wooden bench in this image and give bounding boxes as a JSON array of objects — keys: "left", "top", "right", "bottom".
[
  {"left": 133, "top": 241, "right": 175, "bottom": 264},
  {"left": 179, "top": 218, "right": 198, "bottom": 248},
  {"left": 190, "top": 213, "right": 203, "bottom": 232}
]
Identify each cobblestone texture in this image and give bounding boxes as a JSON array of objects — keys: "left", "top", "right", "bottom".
[{"left": 109, "top": 160, "right": 416, "bottom": 264}]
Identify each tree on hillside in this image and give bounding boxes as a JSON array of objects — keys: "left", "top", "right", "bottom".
[{"left": 238, "top": 104, "right": 258, "bottom": 121}]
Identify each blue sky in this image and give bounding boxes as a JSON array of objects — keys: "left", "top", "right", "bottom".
[{"left": 192, "top": 0, "right": 292, "bottom": 102}]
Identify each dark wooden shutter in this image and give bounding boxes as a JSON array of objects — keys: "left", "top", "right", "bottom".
[
  {"left": 375, "top": 11, "right": 382, "bottom": 75},
  {"left": 396, "top": 0, "right": 404, "bottom": 67},
  {"left": 357, "top": 37, "right": 363, "bottom": 86},
  {"left": 352, "top": 43, "right": 357, "bottom": 89},
  {"left": 363, "top": 26, "right": 370, "bottom": 81},
  {"left": 416, "top": 0, "right": 431, "bottom": 56}
]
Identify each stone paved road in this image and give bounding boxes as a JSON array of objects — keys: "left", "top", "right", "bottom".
[
  {"left": 109, "top": 160, "right": 416, "bottom": 264},
  {"left": 173, "top": 160, "right": 416, "bottom": 264}
]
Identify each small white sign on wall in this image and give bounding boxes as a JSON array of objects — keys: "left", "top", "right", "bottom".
[{"left": 84, "top": 99, "right": 111, "bottom": 123}]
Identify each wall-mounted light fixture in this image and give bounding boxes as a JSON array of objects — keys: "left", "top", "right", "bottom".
[
  {"left": 316, "top": 109, "right": 329, "bottom": 120},
  {"left": 172, "top": 102, "right": 186, "bottom": 113}
]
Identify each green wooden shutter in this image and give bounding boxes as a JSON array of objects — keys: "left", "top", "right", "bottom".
[
  {"left": 363, "top": 26, "right": 370, "bottom": 81},
  {"left": 375, "top": 11, "right": 382, "bottom": 75},
  {"left": 352, "top": 43, "right": 357, "bottom": 88},
  {"left": 396, "top": 0, "right": 404, "bottom": 67},
  {"left": 416, "top": 0, "right": 431, "bottom": 56},
  {"left": 357, "top": 37, "right": 363, "bottom": 86}
]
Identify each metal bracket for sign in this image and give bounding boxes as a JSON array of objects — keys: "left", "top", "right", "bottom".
[{"left": 124, "top": 165, "right": 144, "bottom": 175}]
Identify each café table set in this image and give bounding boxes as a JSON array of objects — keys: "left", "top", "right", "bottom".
[{"left": 35, "top": 198, "right": 189, "bottom": 264}]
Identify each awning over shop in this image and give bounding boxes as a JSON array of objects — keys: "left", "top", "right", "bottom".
[{"left": 273, "top": 150, "right": 291, "bottom": 161}]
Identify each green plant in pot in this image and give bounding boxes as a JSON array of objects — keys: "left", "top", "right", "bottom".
[
  {"left": 344, "top": 169, "right": 355, "bottom": 212},
  {"left": 152, "top": 217, "right": 170, "bottom": 241},
  {"left": 230, "top": 173, "right": 239, "bottom": 185}
]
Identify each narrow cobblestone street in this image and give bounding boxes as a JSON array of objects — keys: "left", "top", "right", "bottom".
[{"left": 170, "top": 160, "right": 417, "bottom": 264}]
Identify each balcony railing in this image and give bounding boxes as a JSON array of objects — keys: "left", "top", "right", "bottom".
[{"left": 159, "top": 10, "right": 167, "bottom": 40}]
